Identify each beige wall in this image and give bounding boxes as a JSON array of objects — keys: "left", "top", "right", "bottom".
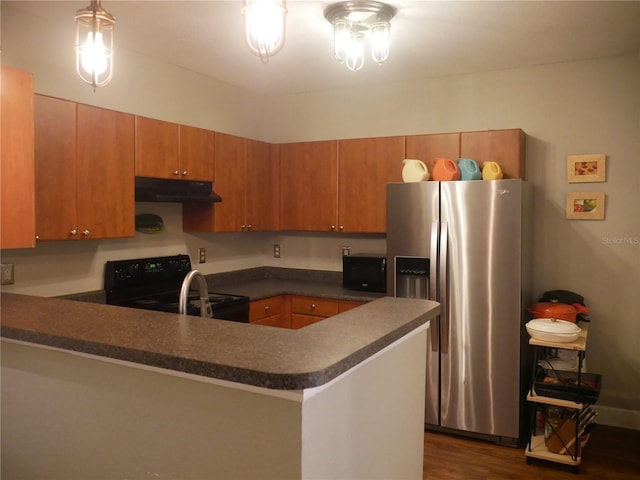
[{"left": 1, "top": 3, "right": 638, "bottom": 425}]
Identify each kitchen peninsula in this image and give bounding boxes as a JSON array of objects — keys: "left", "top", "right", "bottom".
[{"left": 1, "top": 293, "right": 438, "bottom": 479}]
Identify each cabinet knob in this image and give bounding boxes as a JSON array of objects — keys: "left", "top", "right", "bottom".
[
  {"left": 331, "top": 225, "right": 336, "bottom": 231},
  {"left": 173, "top": 170, "right": 179, "bottom": 176},
  {"left": 311, "top": 303, "right": 316, "bottom": 310},
  {"left": 35, "top": 235, "right": 40, "bottom": 241},
  {"left": 246, "top": 224, "right": 252, "bottom": 230},
  {"left": 181, "top": 171, "right": 188, "bottom": 176},
  {"left": 70, "top": 229, "right": 78, "bottom": 236},
  {"left": 339, "top": 225, "right": 344, "bottom": 231},
  {"left": 82, "top": 230, "right": 90, "bottom": 236},
  {"left": 264, "top": 305, "right": 270, "bottom": 312},
  {"left": 241, "top": 224, "right": 246, "bottom": 230}
]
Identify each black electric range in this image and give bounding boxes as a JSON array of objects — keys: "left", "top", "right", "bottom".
[{"left": 104, "top": 254, "right": 249, "bottom": 322}]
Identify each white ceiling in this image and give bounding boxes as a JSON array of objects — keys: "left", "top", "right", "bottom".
[{"left": 7, "top": 1, "right": 640, "bottom": 95}]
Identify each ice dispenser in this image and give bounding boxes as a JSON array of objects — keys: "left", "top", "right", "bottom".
[{"left": 395, "top": 257, "right": 430, "bottom": 299}]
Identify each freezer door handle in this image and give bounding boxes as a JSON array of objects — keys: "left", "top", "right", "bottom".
[
  {"left": 440, "top": 221, "right": 449, "bottom": 354},
  {"left": 429, "top": 220, "right": 439, "bottom": 352}
]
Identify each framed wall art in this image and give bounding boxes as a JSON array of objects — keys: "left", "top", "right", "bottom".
[
  {"left": 567, "top": 154, "right": 606, "bottom": 183},
  {"left": 566, "top": 191, "right": 606, "bottom": 220}
]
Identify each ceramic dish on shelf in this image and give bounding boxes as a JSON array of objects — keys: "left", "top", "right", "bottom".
[{"left": 525, "top": 318, "right": 581, "bottom": 343}]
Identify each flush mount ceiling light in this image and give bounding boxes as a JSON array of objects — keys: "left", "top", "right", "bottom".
[
  {"left": 75, "top": 0, "right": 115, "bottom": 89},
  {"left": 324, "top": 1, "right": 397, "bottom": 72},
  {"left": 243, "top": 0, "right": 287, "bottom": 63}
]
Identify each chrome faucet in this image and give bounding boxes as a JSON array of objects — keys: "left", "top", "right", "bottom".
[{"left": 179, "top": 270, "right": 213, "bottom": 318}]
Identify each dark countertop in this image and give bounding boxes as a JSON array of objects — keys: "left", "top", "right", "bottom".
[
  {"left": 1, "top": 292, "right": 439, "bottom": 390},
  {"left": 59, "top": 267, "right": 385, "bottom": 304}
]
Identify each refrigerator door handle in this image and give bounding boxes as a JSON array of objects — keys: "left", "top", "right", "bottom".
[
  {"left": 429, "top": 220, "right": 439, "bottom": 352},
  {"left": 439, "top": 221, "right": 449, "bottom": 354}
]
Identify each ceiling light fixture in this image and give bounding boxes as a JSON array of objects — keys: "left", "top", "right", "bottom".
[
  {"left": 324, "top": 1, "right": 397, "bottom": 72},
  {"left": 75, "top": 0, "right": 115, "bottom": 89},
  {"left": 243, "top": 0, "right": 287, "bottom": 63}
]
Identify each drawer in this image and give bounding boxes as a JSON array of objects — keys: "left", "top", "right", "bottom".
[
  {"left": 290, "top": 296, "right": 339, "bottom": 318},
  {"left": 249, "top": 296, "right": 284, "bottom": 322}
]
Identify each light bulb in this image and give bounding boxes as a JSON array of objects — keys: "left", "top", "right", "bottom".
[
  {"left": 80, "top": 31, "right": 108, "bottom": 76},
  {"left": 332, "top": 18, "right": 350, "bottom": 62},
  {"left": 244, "top": 0, "right": 286, "bottom": 61},
  {"left": 345, "top": 32, "right": 364, "bottom": 72}
]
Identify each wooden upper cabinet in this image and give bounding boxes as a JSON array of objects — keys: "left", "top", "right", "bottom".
[
  {"left": 135, "top": 116, "right": 179, "bottom": 179},
  {"left": 460, "top": 129, "right": 525, "bottom": 179},
  {"left": 179, "top": 125, "right": 214, "bottom": 181},
  {"left": 134, "top": 116, "right": 214, "bottom": 181},
  {"left": 1, "top": 66, "right": 36, "bottom": 249},
  {"left": 405, "top": 133, "right": 461, "bottom": 173},
  {"left": 183, "top": 134, "right": 277, "bottom": 233},
  {"left": 34, "top": 96, "right": 78, "bottom": 240},
  {"left": 279, "top": 140, "right": 338, "bottom": 232},
  {"left": 34, "top": 95, "right": 134, "bottom": 241},
  {"left": 212, "top": 132, "right": 248, "bottom": 232},
  {"left": 338, "top": 136, "right": 405, "bottom": 233},
  {"left": 76, "top": 104, "right": 135, "bottom": 239},
  {"left": 245, "top": 140, "right": 279, "bottom": 231}
]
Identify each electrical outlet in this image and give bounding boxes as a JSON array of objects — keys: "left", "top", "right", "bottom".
[
  {"left": 1, "top": 263, "right": 14, "bottom": 285},
  {"left": 273, "top": 244, "right": 281, "bottom": 258},
  {"left": 198, "top": 247, "right": 206, "bottom": 263},
  {"left": 342, "top": 246, "right": 351, "bottom": 256}
]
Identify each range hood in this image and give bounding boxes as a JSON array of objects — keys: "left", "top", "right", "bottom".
[{"left": 135, "top": 177, "right": 222, "bottom": 203}]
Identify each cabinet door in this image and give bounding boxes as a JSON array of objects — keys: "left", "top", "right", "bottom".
[
  {"left": 134, "top": 116, "right": 179, "bottom": 179},
  {"left": 245, "top": 139, "right": 278, "bottom": 231},
  {"left": 405, "top": 133, "right": 461, "bottom": 173},
  {"left": 279, "top": 140, "right": 338, "bottom": 232},
  {"left": 77, "top": 104, "right": 135, "bottom": 239},
  {"left": 179, "top": 125, "right": 214, "bottom": 181},
  {"left": 460, "top": 129, "right": 525, "bottom": 179},
  {"left": 338, "top": 136, "right": 404, "bottom": 233},
  {"left": 214, "top": 132, "right": 247, "bottom": 232},
  {"left": 34, "top": 95, "right": 78, "bottom": 241},
  {"left": 1, "top": 67, "right": 36, "bottom": 249}
]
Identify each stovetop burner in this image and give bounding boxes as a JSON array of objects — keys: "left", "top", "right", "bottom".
[{"left": 104, "top": 254, "right": 249, "bottom": 322}]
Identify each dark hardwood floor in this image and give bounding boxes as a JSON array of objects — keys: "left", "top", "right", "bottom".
[{"left": 423, "top": 425, "right": 640, "bottom": 479}]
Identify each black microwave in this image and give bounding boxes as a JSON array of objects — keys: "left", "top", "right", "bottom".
[{"left": 343, "top": 254, "right": 387, "bottom": 293}]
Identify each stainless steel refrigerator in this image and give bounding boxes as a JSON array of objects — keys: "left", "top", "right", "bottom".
[{"left": 386, "top": 179, "right": 532, "bottom": 446}]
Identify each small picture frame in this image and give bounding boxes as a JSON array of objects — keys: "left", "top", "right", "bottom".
[
  {"left": 566, "top": 192, "right": 606, "bottom": 220},
  {"left": 567, "top": 154, "right": 606, "bottom": 183}
]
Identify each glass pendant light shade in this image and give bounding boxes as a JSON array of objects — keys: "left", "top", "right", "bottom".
[
  {"left": 75, "top": 0, "right": 115, "bottom": 89},
  {"left": 243, "top": 0, "right": 287, "bottom": 63},
  {"left": 371, "top": 21, "right": 391, "bottom": 64}
]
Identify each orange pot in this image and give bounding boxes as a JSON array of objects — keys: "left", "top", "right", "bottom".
[{"left": 528, "top": 302, "right": 584, "bottom": 323}]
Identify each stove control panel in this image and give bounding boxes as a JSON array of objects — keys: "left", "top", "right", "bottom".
[{"left": 105, "top": 254, "right": 192, "bottom": 298}]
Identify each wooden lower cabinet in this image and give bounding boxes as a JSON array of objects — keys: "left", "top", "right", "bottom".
[
  {"left": 249, "top": 296, "right": 288, "bottom": 328},
  {"left": 250, "top": 295, "right": 367, "bottom": 329}
]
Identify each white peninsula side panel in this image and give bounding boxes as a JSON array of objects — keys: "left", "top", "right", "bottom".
[{"left": 1, "top": 322, "right": 428, "bottom": 479}]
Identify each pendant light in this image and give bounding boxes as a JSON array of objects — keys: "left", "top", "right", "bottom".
[
  {"left": 75, "top": 0, "right": 115, "bottom": 89},
  {"left": 324, "top": 1, "right": 396, "bottom": 72},
  {"left": 243, "top": 0, "right": 287, "bottom": 63}
]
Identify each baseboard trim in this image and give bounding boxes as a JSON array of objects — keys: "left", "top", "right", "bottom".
[{"left": 594, "top": 405, "right": 640, "bottom": 430}]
